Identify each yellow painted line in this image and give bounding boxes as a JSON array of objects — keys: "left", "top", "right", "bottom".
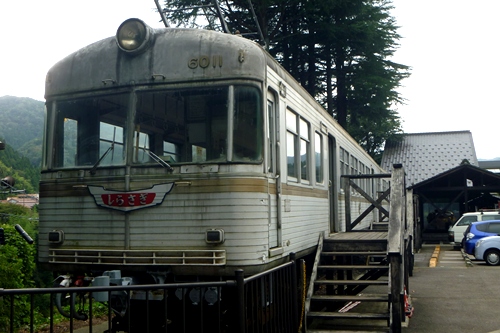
[
  {"left": 429, "top": 246, "right": 440, "bottom": 267},
  {"left": 429, "top": 258, "right": 437, "bottom": 267}
]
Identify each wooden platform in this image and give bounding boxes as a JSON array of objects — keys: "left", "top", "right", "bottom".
[
  {"left": 323, "top": 231, "right": 388, "bottom": 252},
  {"left": 327, "top": 231, "right": 388, "bottom": 241}
]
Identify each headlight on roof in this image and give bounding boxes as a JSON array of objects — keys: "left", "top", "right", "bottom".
[{"left": 116, "top": 18, "right": 154, "bottom": 55}]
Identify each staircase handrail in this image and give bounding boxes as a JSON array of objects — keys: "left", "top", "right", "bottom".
[{"left": 304, "top": 232, "right": 324, "bottom": 317}]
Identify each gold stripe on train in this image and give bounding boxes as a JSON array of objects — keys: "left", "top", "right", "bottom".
[{"left": 40, "top": 177, "right": 328, "bottom": 199}]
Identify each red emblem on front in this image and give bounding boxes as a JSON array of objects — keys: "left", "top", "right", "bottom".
[
  {"left": 88, "top": 183, "right": 174, "bottom": 212},
  {"left": 101, "top": 192, "right": 157, "bottom": 207}
]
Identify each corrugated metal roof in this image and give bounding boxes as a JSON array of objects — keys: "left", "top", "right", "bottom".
[{"left": 380, "top": 131, "right": 478, "bottom": 186}]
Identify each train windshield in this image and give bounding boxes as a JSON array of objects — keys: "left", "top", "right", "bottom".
[
  {"left": 134, "top": 86, "right": 262, "bottom": 164},
  {"left": 52, "top": 94, "right": 128, "bottom": 168},
  {"left": 47, "top": 85, "right": 262, "bottom": 170}
]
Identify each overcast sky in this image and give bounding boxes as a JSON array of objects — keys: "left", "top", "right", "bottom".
[
  {"left": 1, "top": 1, "right": 499, "bottom": 159},
  {"left": 390, "top": 0, "right": 500, "bottom": 160}
]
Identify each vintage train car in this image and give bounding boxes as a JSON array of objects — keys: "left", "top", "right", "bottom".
[{"left": 38, "top": 18, "right": 386, "bottom": 286}]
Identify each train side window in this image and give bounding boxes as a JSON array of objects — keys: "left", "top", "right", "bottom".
[
  {"left": 340, "top": 147, "right": 349, "bottom": 176},
  {"left": 365, "top": 164, "right": 370, "bottom": 192},
  {"left": 351, "top": 155, "right": 358, "bottom": 176},
  {"left": 286, "top": 109, "right": 298, "bottom": 179},
  {"left": 359, "top": 162, "right": 366, "bottom": 191},
  {"left": 267, "top": 96, "right": 276, "bottom": 174},
  {"left": 286, "top": 109, "right": 310, "bottom": 183},
  {"left": 299, "top": 118, "right": 310, "bottom": 182},
  {"left": 365, "top": 165, "right": 370, "bottom": 191},
  {"left": 232, "top": 86, "right": 262, "bottom": 162},
  {"left": 315, "top": 132, "right": 323, "bottom": 183}
]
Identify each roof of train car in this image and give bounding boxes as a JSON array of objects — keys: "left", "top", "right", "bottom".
[{"left": 45, "top": 27, "right": 267, "bottom": 97}]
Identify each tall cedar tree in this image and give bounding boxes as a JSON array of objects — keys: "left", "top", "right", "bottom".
[{"left": 161, "top": 0, "right": 410, "bottom": 160}]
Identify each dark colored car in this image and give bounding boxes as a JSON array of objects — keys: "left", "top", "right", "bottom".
[{"left": 464, "top": 220, "right": 500, "bottom": 255}]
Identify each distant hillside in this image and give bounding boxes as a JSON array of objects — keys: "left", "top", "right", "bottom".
[{"left": 0, "top": 96, "right": 44, "bottom": 166}]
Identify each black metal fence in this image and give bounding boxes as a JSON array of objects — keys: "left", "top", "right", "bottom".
[{"left": 0, "top": 254, "right": 301, "bottom": 333}]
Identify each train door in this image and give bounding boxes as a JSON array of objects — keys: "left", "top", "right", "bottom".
[
  {"left": 328, "top": 134, "right": 339, "bottom": 232},
  {"left": 267, "top": 91, "right": 281, "bottom": 249}
]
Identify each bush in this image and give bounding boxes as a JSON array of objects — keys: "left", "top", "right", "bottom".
[
  {"left": 0, "top": 202, "right": 39, "bottom": 332},
  {"left": 0, "top": 224, "right": 37, "bottom": 331}
]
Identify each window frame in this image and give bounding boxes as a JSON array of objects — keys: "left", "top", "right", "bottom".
[
  {"left": 286, "top": 108, "right": 311, "bottom": 184},
  {"left": 315, "top": 131, "right": 324, "bottom": 184}
]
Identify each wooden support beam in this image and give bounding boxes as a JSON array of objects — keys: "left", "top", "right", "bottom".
[
  {"left": 388, "top": 165, "right": 405, "bottom": 254},
  {"left": 387, "top": 164, "right": 405, "bottom": 332},
  {"left": 343, "top": 177, "right": 352, "bottom": 231},
  {"left": 349, "top": 181, "right": 390, "bottom": 229}
]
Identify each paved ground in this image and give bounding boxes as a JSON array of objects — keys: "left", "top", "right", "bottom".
[{"left": 403, "top": 242, "right": 500, "bottom": 332}]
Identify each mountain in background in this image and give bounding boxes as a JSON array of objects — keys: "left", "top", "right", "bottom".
[
  {"left": 0, "top": 96, "right": 44, "bottom": 193},
  {"left": 0, "top": 96, "right": 44, "bottom": 165}
]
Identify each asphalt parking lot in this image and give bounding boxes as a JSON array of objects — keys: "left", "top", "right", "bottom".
[{"left": 403, "top": 243, "right": 500, "bottom": 333}]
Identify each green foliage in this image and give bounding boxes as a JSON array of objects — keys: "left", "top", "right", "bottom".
[
  {"left": 0, "top": 226, "right": 37, "bottom": 284},
  {"left": 0, "top": 202, "right": 89, "bottom": 332},
  {"left": 0, "top": 140, "right": 40, "bottom": 193},
  {"left": 18, "top": 137, "right": 43, "bottom": 168},
  {"left": 0, "top": 202, "right": 32, "bottom": 217},
  {"left": 0, "top": 224, "right": 37, "bottom": 331},
  {"left": 0, "top": 202, "right": 39, "bottom": 332}
]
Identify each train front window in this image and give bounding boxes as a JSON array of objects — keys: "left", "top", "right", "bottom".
[
  {"left": 135, "top": 86, "right": 262, "bottom": 165},
  {"left": 52, "top": 95, "right": 127, "bottom": 168}
]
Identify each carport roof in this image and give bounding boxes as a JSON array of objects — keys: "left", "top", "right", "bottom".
[
  {"left": 407, "top": 163, "right": 500, "bottom": 210},
  {"left": 408, "top": 163, "right": 500, "bottom": 191}
]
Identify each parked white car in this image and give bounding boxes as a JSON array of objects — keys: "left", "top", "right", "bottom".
[
  {"left": 474, "top": 235, "right": 500, "bottom": 265},
  {"left": 448, "top": 211, "right": 500, "bottom": 246}
]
